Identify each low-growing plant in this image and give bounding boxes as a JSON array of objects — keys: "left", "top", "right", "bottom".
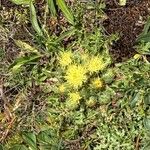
[{"left": 1, "top": 0, "right": 150, "bottom": 150}]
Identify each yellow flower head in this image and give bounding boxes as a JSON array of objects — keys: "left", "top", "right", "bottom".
[
  {"left": 69, "top": 92, "right": 81, "bottom": 103},
  {"left": 91, "top": 78, "right": 103, "bottom": 89},
  {"left": 65, "top": 64, "right": 87, "bottom": 88},
  {"left": 87, "top": 56, "right": 104, "bottom": 73},
  {"left": 58, "top": 84, "right": 66, "bottom": 93},
  {"left": 59, "top": 51, "right": 73, "bottom": 67}
]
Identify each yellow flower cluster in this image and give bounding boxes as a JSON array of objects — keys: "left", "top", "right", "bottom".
[
  {"left": 59, "top": 51, "right": 106, "bottom": 89},
  {"left": 58, "top": 50, "right": 107, "bottom": 109}
]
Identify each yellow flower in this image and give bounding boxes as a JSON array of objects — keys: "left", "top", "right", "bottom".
[
  {"left": 69, "top": 92, "right": 81, "bottom": 103},
  {"left": 91, "top": 78, "right": 103, "bottom": 89},
  {"left": 65, "top": 64, "right": 87, "bottom": 88},
  {"left": 87, "top": 56, "right": 104, "bottom": 73},
  {"left": 58, "top": 84, "right": 66, "bottom": 93},
  {"left": 59, "top": 51, "right": 73, "bottom": 67}
]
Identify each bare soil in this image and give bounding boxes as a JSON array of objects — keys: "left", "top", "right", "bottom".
[{"left": 104, "top": 0, "right": 150, "bottom": 62}]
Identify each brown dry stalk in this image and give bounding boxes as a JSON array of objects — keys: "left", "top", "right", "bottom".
[
  {"left": 0, "top": 117, "right": 16, "bottom": 142},
  {"left": 0, "top": 82, "right": 16, "bottom": 142},
  {"left": 0, "top": 84, "right": 13, "bottom": 120},
  {"left": 135, "top": 135, "right": 140, "bottom": 150}
]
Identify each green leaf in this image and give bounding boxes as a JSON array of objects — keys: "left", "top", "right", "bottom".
[
  {"left": 137, "top": 42, "right": 150, "bottom": 55},
  {"left": 137, "top": 16, "right": 150, "bottom": 42},
  {"left": 30, "top": 1, "right": 43, "bottom": 36},
  {"left": 142, "top": 16, "right": 150, "bottom": 34},
  {"left": 144, "top": 93, "right": 150, "bottom": 105},
  {"left": 37, "top": 130, "right": 58, "bottom": 145},
  {"left": 144, "top": 117, "right": 150, "bottom": 131},
  {"left": 143, "top": 143, "right": 150, "bottom": 150},
  {"left": 0, "top": 144, "right": 4, "bottom": 150},
  {"left": 130, "top": 92, "right": 140, "bottom": 108},
  {"left": 9, "top": 145, "right": 28, "bottom": 150},
  {"left": 56, "top": 0, "right": 74, "bottom": 25},
  {"left": 10, "top": 0, "right": 30, "bottom": 5},
  {"left": 37, "top": 129, "right": 62, "bottom": 149},
  {"left": 9, "top": 55, "right": 41, "bottom": 72},
  {"left": 47, "top": 0, "right": 56, "bottom": 17},
  {"left": 22, "top": 132, "right": 37, "bottom": 150},
  {"left": 14, "top": 40, "right": 40, "bottom": 54},
  {"left": 38, "top": 131, "right": 51, "bottom": 144},
  {"left": 137, "top": 32, "right": 150, "bottom": 43}
]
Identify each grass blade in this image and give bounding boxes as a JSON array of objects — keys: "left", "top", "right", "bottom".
[
  {"left": 137, "top": 16, "right": 150, "bottom": 42},
  {"left": 56, "top": 0, "right": 74, "bottom": 25},
  {"left": 56, "top": 28, "right": 76, "bottom": 42},
  {"left": 137, "top": 32, "right": 150, "bottom": 43},
  {"left": 9, "top": 145, "right": 28, "bottom": 150},
  {"left": 47, "top": 0, "right": 57, "bottom": 17},
  {"left": 10, "top": 0, "right": 30, "bottom": 5},
  {"left": 9, "top": 55, "right": 41, "bottom": 72},
  {"left": 140, "top": 16, "right": 150, "bottom": 36},
  {"left": 30, "top": 1, "right": 43, "bottom": 37}
]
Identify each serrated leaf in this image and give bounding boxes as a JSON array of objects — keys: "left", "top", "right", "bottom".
[
  {"left": 47, "top": 0, "right": 56, "bottom": 17},
  {"left": 10, "top": 0, "right": 30, "bottom": 5},
  {"left": 56, "top": 0, "right": 74, "bottom": 25},
  {"left": 15, "top": 40, "right": 40, "bottom": 54},
  {"left": 22, "top": 132, "right": 37, "bottom": 150},
  {"left": 30, "top": 1, "right": 43, "bottom": 36},
  {"left": 9, "top": 145, "right": 28, "bottom": 150}
]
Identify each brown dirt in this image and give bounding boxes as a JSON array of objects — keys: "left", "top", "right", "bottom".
[
  {"left": 104, "top": 0, "right": 150, "bottom": 62},
  {"left": 0, "top": 0, "right": 16, "bottom": 7}
]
